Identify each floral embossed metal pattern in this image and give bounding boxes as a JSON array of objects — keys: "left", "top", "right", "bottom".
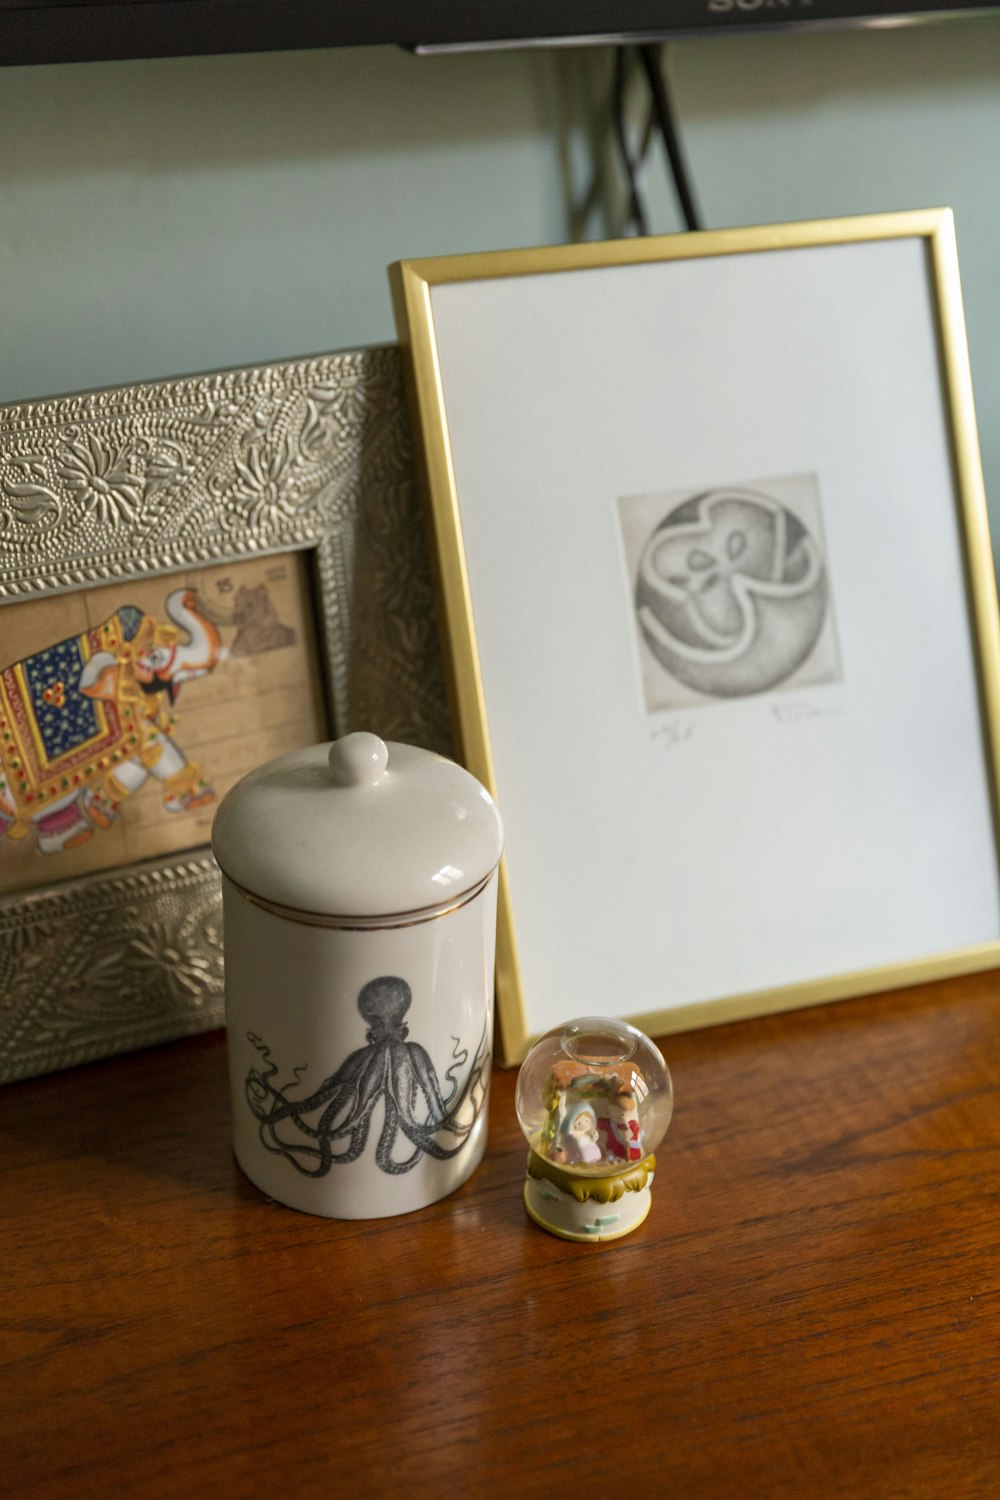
[{"left": 0, "top": 349, "right": 452, "bottom": 1083}]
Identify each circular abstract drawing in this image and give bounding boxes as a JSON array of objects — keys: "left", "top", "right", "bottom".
[{"left": 635, "top": 488, "right": 829, "bottom": 698}]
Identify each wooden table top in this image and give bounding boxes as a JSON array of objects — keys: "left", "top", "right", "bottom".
[{"left": 3, "top": 973, "right": 999, "bottom": 1499}]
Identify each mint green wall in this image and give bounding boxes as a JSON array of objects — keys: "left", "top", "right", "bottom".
[
  {"left": 1, "top": 21, "right": 998, "bottom": 523},
  {"left": 0, "top": 46, "right": 566, "bottom": 396},
  {"left": 673, "top": 22, "right": 1000, "bottom": 533}
]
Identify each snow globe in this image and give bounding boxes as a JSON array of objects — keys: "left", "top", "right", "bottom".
[{"left": 515, "top": 1016, "right": 673, "bottom": 1243}]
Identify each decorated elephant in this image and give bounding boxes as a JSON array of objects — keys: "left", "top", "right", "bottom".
[{"left": 0, "top": 588, "right": 223, "bottom": 855}]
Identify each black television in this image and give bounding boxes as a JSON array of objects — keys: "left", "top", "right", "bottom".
[{"left": 0, "top": 0, "right": 995, "bottom": 67}]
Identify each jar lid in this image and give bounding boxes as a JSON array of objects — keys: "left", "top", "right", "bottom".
[{"left": 211, "top": 732, "right": 503, "bottom": 919}]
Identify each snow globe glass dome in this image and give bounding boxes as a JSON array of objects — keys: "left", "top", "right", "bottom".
[{"left": 515, "top": 1016, "right": 673, "bottom": 1243}]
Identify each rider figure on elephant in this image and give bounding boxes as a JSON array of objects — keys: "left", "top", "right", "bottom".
[{"left": 0, "top": 588, "right": 223, "bottom": 856}]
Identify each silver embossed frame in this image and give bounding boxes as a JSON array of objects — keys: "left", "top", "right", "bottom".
[{"left": 0, "top": 349, "right": 452, "bottom": 1084}]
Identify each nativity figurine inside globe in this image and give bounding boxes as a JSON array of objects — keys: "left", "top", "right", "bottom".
[{"left": 515, "top": 1016, "right": 673, "bottom": 1243}]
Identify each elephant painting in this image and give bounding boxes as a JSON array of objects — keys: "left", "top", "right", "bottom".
[{"left": 0, "top": 588, "right": 223, "bottom": 856}]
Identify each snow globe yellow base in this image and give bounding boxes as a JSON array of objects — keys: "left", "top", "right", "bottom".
[{"left": 523, "top": 1150, "right": 657, "bottom": 1242}]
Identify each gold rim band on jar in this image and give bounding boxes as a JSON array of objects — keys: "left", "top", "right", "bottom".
[{"left": 220, "top": 867, "right": 496, "bottom": 930}]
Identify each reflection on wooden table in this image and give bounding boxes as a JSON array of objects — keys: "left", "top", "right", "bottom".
[{"left": 2, "top": 970, "right": 998, "bottom": 1496}]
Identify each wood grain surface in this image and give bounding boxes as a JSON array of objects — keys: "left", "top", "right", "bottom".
[{"left": 2, "top": 974, "right": 999, "bottom": 1499}]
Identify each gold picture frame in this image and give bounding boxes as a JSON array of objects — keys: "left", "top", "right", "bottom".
[{"left": 391, "top": 209, "right": 1000, "bottom": 1064}]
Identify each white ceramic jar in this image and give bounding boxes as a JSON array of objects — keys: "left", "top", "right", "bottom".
[{"left": 211, "top": 732, "right": 503, "bottom": 1220}]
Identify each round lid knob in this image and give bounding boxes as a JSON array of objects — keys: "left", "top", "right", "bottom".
[
  {"left": 211, "top": 734, "right": 503, "bottom": 919},
  {"left": 327, "top": 732, "right": 388, "bottom": 788}
]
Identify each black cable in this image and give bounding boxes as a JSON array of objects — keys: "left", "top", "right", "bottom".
[
  {"left": 638, "top": 43, "right": 703, "bottom": 234},
  {"left": 612, "top": 47, "right": 649, "bottom": 237}
]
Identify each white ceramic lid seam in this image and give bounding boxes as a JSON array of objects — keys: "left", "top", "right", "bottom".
[{"left": 219, "top": 866, "right": 496, "bottom": 928}]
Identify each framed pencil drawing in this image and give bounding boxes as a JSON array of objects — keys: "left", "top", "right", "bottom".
[
  {"left": 391, "top": 209, "right": 1000, "bottom": 1064},
  {"left": 0, "top": 347, "right": 447, "bottom": 1084}
]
